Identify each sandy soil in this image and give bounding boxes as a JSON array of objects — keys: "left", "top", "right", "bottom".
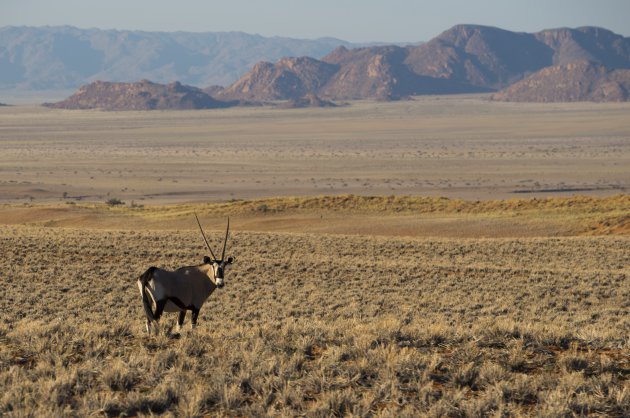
[{"left": 1, "top": 95, "right": 628, "bottom": 205}]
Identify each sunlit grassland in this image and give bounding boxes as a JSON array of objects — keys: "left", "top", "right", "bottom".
[
  {"left": 2, "top": 194, "right": 628, "bottom": 237},
  {"left": 0, "top": 195, "right": 628, "bottom": 416}
]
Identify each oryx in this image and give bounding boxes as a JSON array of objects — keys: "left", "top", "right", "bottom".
[{"left": 138, "top": 214, "right": 234, "bottom": 335}]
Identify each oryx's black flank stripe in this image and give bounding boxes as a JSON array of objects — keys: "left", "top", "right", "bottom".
[{"left": 167, "top": 296, "right": 196, "bottom": 311}]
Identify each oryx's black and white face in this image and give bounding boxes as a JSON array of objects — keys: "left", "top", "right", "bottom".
[{"left": 203, "top": 255, "right": 234, "bottom": 288}]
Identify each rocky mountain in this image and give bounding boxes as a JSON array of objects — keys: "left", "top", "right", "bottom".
[
  {"left": 534, "top": 26, "right": 630, "bottom": 68},
  {"left": 491, "top": 60, "right": 630, "bottom": 102},
  {"left": 217, "top": 44, "right": 487, "bottom": 102},
  {"left": 219, "top": 25, "right": 630, "bottom": 102},
  {"left": 319, "top": 45, "right": 483, "bottom": 100},
  {"left": 404, "top": 25, "right": 553, "bottom": 90},
  {"left": 404, "top": 25, "right": 629, "bottom": 90},
  {"left": 0, "top": 26, "right": 355, "bottom": 90},
  {"left": 43, "top": 80, "right": 231, "bottom": 110},
  {"left": 216, "top": 57, "right": 339, "bottom": 101},
  {"left": 319, "top": 45, "right": 409, "bottom": 99}
]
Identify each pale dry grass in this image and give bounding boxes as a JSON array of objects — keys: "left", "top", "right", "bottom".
[{"left": 1, "top": 223, "right": 628, "bottom": 416}]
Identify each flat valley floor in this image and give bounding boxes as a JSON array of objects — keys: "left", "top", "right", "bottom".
[
  {"left": 0, "top": 96, "right": 628, "bottom": 416},
  {"left": 0, "top": 95, "right": 628, "bottom": 204}
]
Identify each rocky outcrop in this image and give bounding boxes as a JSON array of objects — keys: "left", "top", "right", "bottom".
[
  {"left": 534, "top": 26, "right": 630, "bottom": 68},
  {"left": 491, "top": 60, "right": 630, "bottom": 102},
  {"left": 44, "top": 80, "right": 232, "bottom": 110},
  {"left": 219, "top": 44, "right": 486, "bottom": 102},
  {"left": 404, "top": 25, "right": 552, "bottom": 90},
  {"left": 216, "top": 57, "right": 339, "bottom": 101}
]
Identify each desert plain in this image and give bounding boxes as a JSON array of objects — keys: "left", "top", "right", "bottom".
[
  {"left": 0, "top": 96, "right": 629, "bottom": 416},
  {"left": 1, "top": 95, "right": 629, "bottom": 204}
]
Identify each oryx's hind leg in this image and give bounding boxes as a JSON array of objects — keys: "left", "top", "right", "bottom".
[
  {"left": 191, "top": 308, "right": 200, "bottom": 330},
  {"left": 145, "top": 317, "right": 160, "bottom": 336},
  {"left": 176, "top": 310, "right": 186, "bottom": 332},
  {"left": 151, "top": 299, "right": 167, "bottom": 336}
]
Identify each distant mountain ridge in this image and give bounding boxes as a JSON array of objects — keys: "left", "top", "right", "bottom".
[
  {"left": 38, "top": 24, "right": 630, "bottom": 108},
  {"left": 218, "top": 25, "right": 630, "bottom": 102},
  {"left": 0, "top": 26, "right": 357, "bottom": 90}
]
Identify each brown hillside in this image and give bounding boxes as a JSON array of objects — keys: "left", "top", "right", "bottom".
[
  {"left": 404, "top": 25, "right": 552, "bottom": 90},
  {"left": 405, "top": 25, "right": 630, "bottom": 91},
  {"left": 320, "top": 46, "right": 411, "bottom": 100},
  {"left": 217, "top": 57, "right": 338, "bottom": 101},
  {"left": 320, "top": 45, "right": 483, "bottom": 99},
  {"left": 534, "top": 26, "right": 630, "bottom": 68},
  {"left": 220, "top": 44, "right": 487, "bottom": 102},
  {"left": 44, "top": 80, "right": 231, "bottom": 110},
  {"left": 492, "top": 60, "right": 630, "bottom": 102}
]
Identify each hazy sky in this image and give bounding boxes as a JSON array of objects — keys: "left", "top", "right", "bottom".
[{"left": 2, "top": 0, "right": 629, "bottom": 42}]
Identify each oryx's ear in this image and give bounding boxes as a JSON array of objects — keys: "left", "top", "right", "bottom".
[
  {"left": 203, "top": 256, "right": 212, "bottom": 264},
  {"left": 227, "top": 256, "right": 234, "bottom": 264}
]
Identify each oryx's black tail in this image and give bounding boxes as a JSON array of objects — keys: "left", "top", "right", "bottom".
[{"left": 139, "top": 267, "right": 157, "bottom": 322}]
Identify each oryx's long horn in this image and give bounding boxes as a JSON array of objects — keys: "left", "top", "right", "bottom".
[
  {"left": 221, "top": 217, "right": 230, "bottom": 260},
  {"left": 194, "top": 213, "right": 218, "bottom": 261}
]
